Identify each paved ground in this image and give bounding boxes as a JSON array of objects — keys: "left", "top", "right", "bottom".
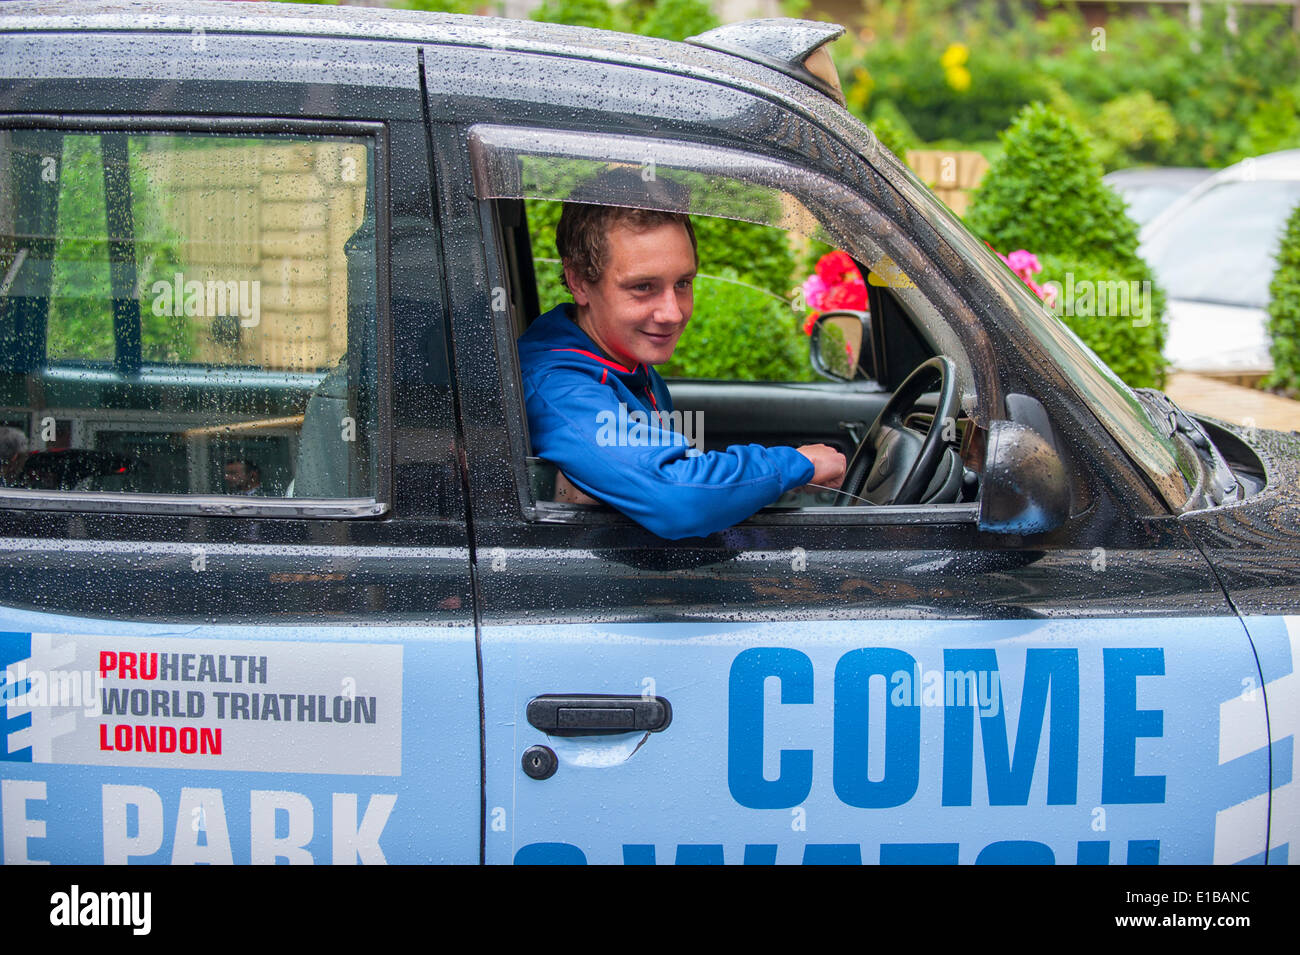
[{"left": 1164, "top": 372, "right": 1300, "bottom": 432}]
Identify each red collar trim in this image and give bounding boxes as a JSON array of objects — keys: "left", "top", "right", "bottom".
[{"left": 549, "top": 348, "right": 633, "bottom": 374}]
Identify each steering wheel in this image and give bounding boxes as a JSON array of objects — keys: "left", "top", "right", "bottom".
[{"left": 837, "top": 356, "right": 960, "bottom": 506}]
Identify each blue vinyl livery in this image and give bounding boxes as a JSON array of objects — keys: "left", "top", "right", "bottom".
[
  {"left": 484, "top": 617, "right": 1281, "bottom": 865},
  {"left": 1, "top": 608, "right": 479, "bottom": 864}
]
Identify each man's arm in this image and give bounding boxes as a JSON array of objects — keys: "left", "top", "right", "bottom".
[{"left": 524, "top": 368, "right": 821, "bottom": 539}]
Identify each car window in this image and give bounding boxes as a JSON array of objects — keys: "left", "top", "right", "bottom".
[
  {"left": 470, "top": 125, "right": 979, "bottom": 412},
  {"left": 470, "top": 124, "right": 992, "bottom": 521},
  {"left": 0, "top": 126, "right": 380, "bottom": 506}
]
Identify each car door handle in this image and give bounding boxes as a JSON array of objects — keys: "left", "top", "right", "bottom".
[{"left": 526, "top": 694, "right": 672, "bottom": 736}]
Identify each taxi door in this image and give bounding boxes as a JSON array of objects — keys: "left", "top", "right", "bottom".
[{"left": 434, "top": 104, "right": 1270, "bottom": 864}]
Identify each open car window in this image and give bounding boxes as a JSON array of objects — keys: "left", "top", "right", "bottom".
[
  {"left": 525, "top": 205, "right": 840, "bottom": 386},
  {"left": 470, "top": 124, "right": 990, "bottom": 523},
  {"left": 469, "top": 124, "right": 982, "bottom": 419}
]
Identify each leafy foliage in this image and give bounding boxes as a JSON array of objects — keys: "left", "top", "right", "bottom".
[
  {"left": 1232, "top": 85, "right": 1300, "bottom": 164},
  {"left": 528, "top": 0, "right": 717, "bottom": 39},
  {"left": 1035, "top": 253, "right": 1168, "bottom": 390},
  {"left": 46, "top": 136, "right": 193, "bottom": 364},
  {"left": 966, "top": 103, "right": 1168, "bottom": 388},
  {"left": 840, "top": 0, "right": 1300, "bottom": 170},
  {"left": 530, "top": 0, "right": 625, "bottom": 31},
  {"left": 1087, "top": 92, "right": 1178, "bottom": 171},
  {"left": 966, "top": 104, "right": 1141, "bottom": 261},
  {"left": 693, "top": 217, "right": 795, "bottom": 303},
  {"left": 634, "top": 0, "right": 718, "bottom": 42},
  {"left": 394, "top": 0, "right": 481, "bottom": 13},
  {"left": 842, "top": 1, "right": 1050, "bottom": 144},
  {"left": 658, "top": 268, "right": 813, "bottom": 382},
  {"left": 1264, "top": 201, "right": 1300, "bottom": 396}
]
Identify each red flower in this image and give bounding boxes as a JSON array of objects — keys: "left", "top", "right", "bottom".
[
  {"left": 802, "top": 251, "right": 869, "bottom": 334},
  {"left": 816, "top": 250, "right": 859, "bottom": 285},
  {"left": 823, "top": 278, "right": 867, "bottom": 312}
]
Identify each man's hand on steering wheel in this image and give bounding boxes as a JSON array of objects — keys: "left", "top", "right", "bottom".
[{"left": 797, "top": 443, "right": 847, "bottom": 489}]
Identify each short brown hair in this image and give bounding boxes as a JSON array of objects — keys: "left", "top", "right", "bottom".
[{"left": 556, "top": 204, "right": 697, "bottom": 293}]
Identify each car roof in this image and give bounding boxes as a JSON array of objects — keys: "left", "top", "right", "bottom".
[{"left": 0, "top": 0, "right": 845, "bottom": 122}]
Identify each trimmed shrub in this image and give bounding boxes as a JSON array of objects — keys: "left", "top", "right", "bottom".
[
  {"left": 1035, "top": 253, "right": 1167, "bottom": 391},
  {"left": 658, "top": 268, "right": 812, "bottom": 382},
  {"left": 966, "top": 102, "right": 1168, "bottom": 388},
  {"left": 1264, "top": 201, "right": 1300, "bottom": 396},
  {"left": 967, "top": 103, "right": 1139, "bottom": 259}
]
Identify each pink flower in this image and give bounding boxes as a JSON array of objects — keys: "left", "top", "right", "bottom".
[
  {"left": 994, "top": 247, "right": 1054, "bottom": 306},
  {"left": 1003, "top": 249, "right": 1042, "bottom": 280},
  {"left": 802, "top": 273, "right": 829, "bottom": 312}
]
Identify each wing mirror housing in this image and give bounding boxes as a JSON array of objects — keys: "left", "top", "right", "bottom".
[
  {"left": 810, "top": 310, "right": 874, "bottom": 382},
  {"left": 978, "top": 420, "right": 1070, "bottom": 535}
]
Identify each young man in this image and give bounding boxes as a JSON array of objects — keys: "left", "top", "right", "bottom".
[{"left": 517, "top": 202, "right": 846, "bottom": 540}]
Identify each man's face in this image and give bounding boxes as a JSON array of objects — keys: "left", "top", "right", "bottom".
[
  {"left": 224, "top": 463, "right": 253, "bottom": 492},
  {"left": 567, "top": 220, "right": 696, "bottom": 368}
]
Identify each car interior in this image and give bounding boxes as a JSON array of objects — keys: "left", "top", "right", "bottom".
[{"left": 492, "top": 197, "right": 986, "bottom": 515}]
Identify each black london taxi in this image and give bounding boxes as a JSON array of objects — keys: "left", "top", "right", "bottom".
[{"left": 0, "top": 0, "right": 1295, "bottom": 866}]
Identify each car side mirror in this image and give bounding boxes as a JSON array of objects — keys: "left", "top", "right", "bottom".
[
  {"left": 978, "top": 420, "right": 1070, "bottom": 535},
  {"left": 810, "top": 310, "right": 874, "bottom": 382}
]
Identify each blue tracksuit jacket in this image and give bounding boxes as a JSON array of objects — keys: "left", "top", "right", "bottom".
[{"left": 517, "top": 304, "right": 815, "bottom": 539}]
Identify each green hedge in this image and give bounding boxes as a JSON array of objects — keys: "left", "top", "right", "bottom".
[
  {"left": 965, "top": 103, "right": 1168, "bottom": 388},
  {"left": 658, "top": 269, "right": 812, "bottom": 382},
  {"left": 1265, "top": 201, "right": 1300, "bottom": 396}
]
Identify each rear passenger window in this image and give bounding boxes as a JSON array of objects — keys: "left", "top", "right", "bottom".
[{"left": 0, "top": 127, "right": 379, "bottom": 505}]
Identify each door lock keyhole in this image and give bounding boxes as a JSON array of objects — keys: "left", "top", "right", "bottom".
[{"left": 522, "top": 744, "right": 557, "bottom": 780}]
